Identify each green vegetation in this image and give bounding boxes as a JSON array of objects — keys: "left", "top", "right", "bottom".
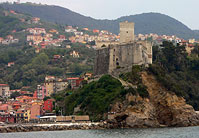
[
  {"left": 54, "top": 67, "right": 150, "bottom": 121},
  {"left": 120, "top": 65, "right": 142, "bottom": 85},
  {"left": 149, "top": 41, "right": 199, "bottom": 110},
  {"left": 0, "top": 7, "right": 95, "bottom": 91},
  {"left": 120, "top": 65, "right": 149, "bottom": 98},
  {"left": 0, "top": 45, "right": 94, "bottom": 90},
  {"left": 1, "top": 3, "right": 198, "bottom": 39},
  {"left": 10, "top": 92, "right": 21, "bottom": 99},
  {"left": 0, "top": 10, "right": 20, "bottom": 37},
  {"left": 57, "top": 75, "right": 125, "bottom": 121}
]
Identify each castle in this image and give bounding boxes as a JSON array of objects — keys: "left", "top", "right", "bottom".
[{"left": 94, "top": 21, "right": 153, "bottom": 76}]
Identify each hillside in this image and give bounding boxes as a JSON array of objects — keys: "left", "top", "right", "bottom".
[
  {"left": 1, "top": 2, "right": 198, "bottom": 39},
  {"left": 0, "top": 7, "right": 95, "bottom": 91},
  {"left": 193, "top": 30, "right": 199, "bottom": 35},
  {"left": 0, "top": 8, "right": 20, "bottom": 37}
]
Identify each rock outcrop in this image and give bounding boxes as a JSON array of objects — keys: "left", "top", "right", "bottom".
[{"left": 107, "top": 72, "right": 199, "bottom": 128}]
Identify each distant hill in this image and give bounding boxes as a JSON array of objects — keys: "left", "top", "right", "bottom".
[
  {"left": 1, "top": 2, "right": 198, "bottom": 39},
  {"left": 0, "top": 7, "right": 20, "bottom": 37},
  {"left": 193, "top": 30, "right": 199, "bottom": 35}
]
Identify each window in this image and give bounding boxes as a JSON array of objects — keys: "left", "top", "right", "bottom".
[{"left": 116, "top": 58, "right": 119, "bottom": 66}]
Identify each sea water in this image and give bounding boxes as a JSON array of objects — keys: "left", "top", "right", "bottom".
[{"left": 1, "top": 126, "right": 199, "bottom": 138}]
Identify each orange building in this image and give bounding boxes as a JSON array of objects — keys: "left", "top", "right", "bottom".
[{"left": 30, "top": 102, "right": 43, "bottom": 120}]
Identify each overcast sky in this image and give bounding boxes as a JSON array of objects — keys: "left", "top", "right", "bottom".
[{"left": 2, "top": 0, "right": 199, "bottom": 30}]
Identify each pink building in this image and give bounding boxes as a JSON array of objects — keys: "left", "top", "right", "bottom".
[
  {"left": 30, "top": 103, "right": 42, "bottom": 120},
  {"left": 0, "top": 104, "right": 8, "bottom": 113},
  {"left": 36, "top": 85, "right": 47, "bottom": 100}
]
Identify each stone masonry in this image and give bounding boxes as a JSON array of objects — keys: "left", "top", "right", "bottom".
[{"left": 94, "top": 21, "right": 152, "bottom": 76}]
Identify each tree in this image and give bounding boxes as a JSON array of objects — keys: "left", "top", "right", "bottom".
[
  {"left": 10, "top": 92, "right": 21, "bottom": 99},
  {"left": 32, "top": 52, "right": 49, "bottom": 65}
]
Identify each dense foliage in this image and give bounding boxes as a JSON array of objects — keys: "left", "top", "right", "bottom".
[
  {"left": 61, "top": 75, "right": 125, "bottom": 121},
  {"left": 54, "top": 67, "right": 149, "bottom": 121},
  {"left": 149, "top": 41, "right": 199, "bottom": 110},
  {"left": 120, "top": 65, "right": 149, "bottom": 98},
  {"left": 0, "top": 9, "right": 20, "bottom": 37},
  {"left": 1, "top": 3, "right": 198, "bottom": 39},
  {"left": 0, "top": 45, "right": 94, "bottom": 90}
]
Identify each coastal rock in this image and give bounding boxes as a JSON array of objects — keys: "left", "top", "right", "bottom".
[
  {"left": 108, "top": 72, "right": 199, "bottom": 128},
  {"left": 142, "top": 72, "right": 199, "bottom": 127}
]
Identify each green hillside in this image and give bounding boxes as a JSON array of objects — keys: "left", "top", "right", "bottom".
[
  {"left": 1, "top": 2, "right": 198, "bottom": 39},
  {"left": 0, "top": 7, "right": 95, "bottom": 91},
  {"left": 0, "top": 8, "right": 20, "bottom": 37},
  {"left": 53, "top": 72, "right": 149, "bottom": 121}
]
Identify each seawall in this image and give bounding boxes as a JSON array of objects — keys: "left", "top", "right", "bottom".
[{"left": 0, "top": 122, "right": 105, "bottom": 133}]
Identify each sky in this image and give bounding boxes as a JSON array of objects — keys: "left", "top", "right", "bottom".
[{"left": 1, "top": 0, "right": 199, "bottom": 30}]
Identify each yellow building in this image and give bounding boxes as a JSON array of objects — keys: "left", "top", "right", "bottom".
[{"left": 24, "top": 109, "right": 31, "bottom": 122}]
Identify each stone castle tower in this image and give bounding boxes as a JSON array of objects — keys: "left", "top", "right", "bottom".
[
  {"left": 120, "top": 21, "right": 134, "bottom": 43},
  {"left": 94, "top": 21, "right": 152, "bottom": 76}
]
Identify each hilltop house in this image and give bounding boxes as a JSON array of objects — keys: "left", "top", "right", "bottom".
[
  {"left": 32, "top": 17, "right": 40, "bottom": 24},
  {"left": 27, "top": 28, "right": 46, "bottom": 35},
  {"left": 49, "top": 29, "right": 59, "bottom": 34},
  {"left": 8, "top": 62, "right": 15, "bottom": 67},
  {"left": 70, "top": 51, "right": 80, "bottom": 58},
  {"left": 65, "top": 26, "right": 77, "bottom": 33},
  {"left": 67, "top": 78, "right": 84, "bottom": 89},
  {"left": 0, "top": 84, "right": 10, "bottom": 98}
]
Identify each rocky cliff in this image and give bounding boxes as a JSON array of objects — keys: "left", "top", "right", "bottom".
[{"left": 107, "top": 72, "right": 199, "bottom": 128}]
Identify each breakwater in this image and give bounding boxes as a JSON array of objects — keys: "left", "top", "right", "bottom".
[{"left": 0, "top": 122, "right": 105, "bottom": 133}]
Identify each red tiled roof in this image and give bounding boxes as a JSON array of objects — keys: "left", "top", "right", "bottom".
[
  {"left": 16, "top": 111, "right": 24, "bottom": 114},
  {"left": 46, "top": 99, "right": 55, "bottom": 102},
  {"left": 0, "top": 104, "right": 8, "bottom": 111},
  {"left": 0, "top": 84, "right": 9, "bottom": 86},
  {"left": 67, "top": 77, "right": 80, "bottom": 80}
]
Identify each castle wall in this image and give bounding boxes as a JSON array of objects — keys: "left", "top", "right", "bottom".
[
  {"left": 95, "top": 41, "right": 119, "bottom": 49},
  {"left": 109, "top": 44, "right": 134, "bottom": 72},
  {"left": 137, "top": 41, "right": 153, "bottom": 64},
  {"left": 108, "top": 43, "right": 146, "bottom": 73},
  {"left": 94, "top": 48, "right": 110, "bottom": 75},
  {"left": 94, "top": 42, "right": 152, "bottom": 75},
  {"left": 132, "top": 44, "right": 143, "bottom": 65}
]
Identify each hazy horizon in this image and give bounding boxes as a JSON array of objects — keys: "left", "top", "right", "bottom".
[{"left": 1, "top": 0, "right": 199, "bottom": 30}]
